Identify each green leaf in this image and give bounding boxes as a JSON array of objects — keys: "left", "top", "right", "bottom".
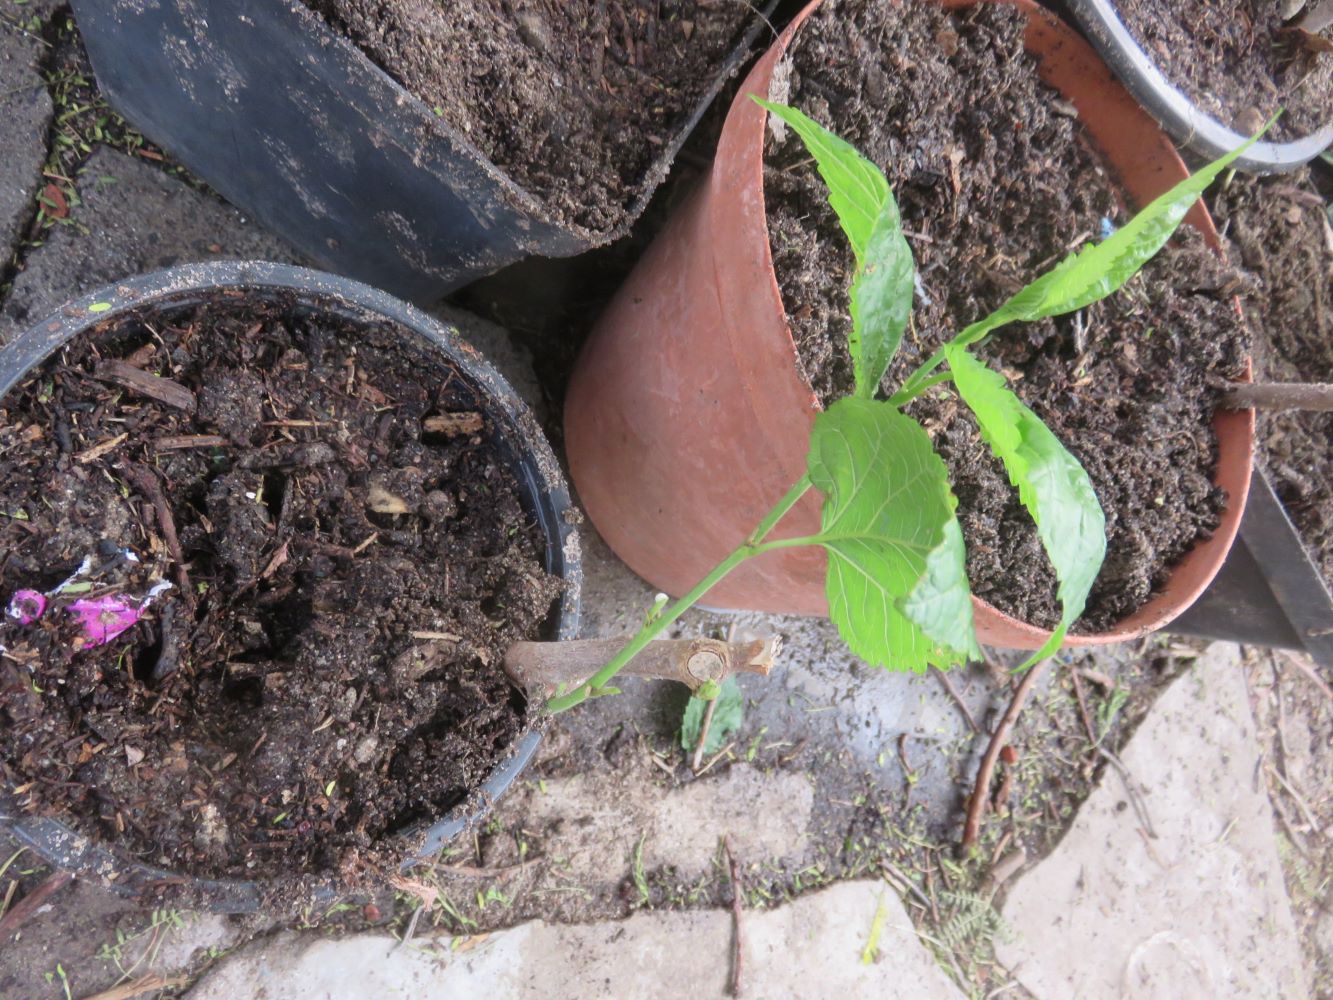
[
  {"left": 754, "top": 98, "right": 915, "bottom": 396},
  {"left": 753, "top": 97, "right": 887, "bottom": 260},
  {"left": 950, "top": 126, "right": 1267, "bottom": 352},
  {"left": 806, "top": 397, "right": 978, "bottom": 671},
  {"left": 944, "top": 346, "right": 1106, "bottom": 662},
  {"left": 680, "top": 675, "right": 743, "bottom": 755}
]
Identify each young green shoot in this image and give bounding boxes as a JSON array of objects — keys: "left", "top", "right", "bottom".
[{"left": 546, "top": 102, "right": 1266, "bottom": 715}]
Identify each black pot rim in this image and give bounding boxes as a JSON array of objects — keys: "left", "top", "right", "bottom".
[
  {"left": 1061, "top": 0, "right": 1333, "bottom": 173},
  {"left": 0, "top": 261, "right": 582, "bottom": 914}
]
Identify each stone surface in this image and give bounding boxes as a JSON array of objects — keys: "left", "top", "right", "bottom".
[
  {"left": 996, "top": 643, "right": 1308, "bottom": 999},
  {"left": 0, "top": 15, "right": 51, "bottom": 258},
  {"left": 187, "top": 880, "right": 966, "bottom": 999},
  {"left": 519, "top": 763, "right": 813, "bottom": 882},
  {"left": 1, "top": 147, "right": 301, "bottom": 337}
]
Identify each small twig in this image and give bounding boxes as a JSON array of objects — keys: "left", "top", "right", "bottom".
[
  {"left": 691, "top": 696, "right": 720, "bottom": 772},
  {"left": 121, "top": 462, "right": 193, "bottom": 605},
  {"left": 933, "top": 669, "right": 980, "bottom": 732},
  {"left": 1098, "top": 747, "right": 1157, "bottom": 838},
  {"left": 433, "top": 858, "right": 542, "bottom": 879},
  {"left": 961, "top": 661, "right": 1049, "bottom": 851},
  {"left": 0, "top": 871, "right": 73, "bottom": 937},
  {"left": 1069, "top": 668, "right": 1098, "bottom": 745},
  {"left": 1267, "top": 763, "right": 1326, "bottom": 838},
  {"left": 1224, "top": 382, "right": 1333, "bottom": 412},
  {"left": 84, "top": 975, "right": 188, "bottom": 1000},
  {"left": 723, "top": 835, "right": 745, "bottom": 998},
  {"left": 153, "top": 434, "right": 229, "bottom": 452},
  {"left": 1277, "top": 650, "right": 1333, "bottom": 703}
]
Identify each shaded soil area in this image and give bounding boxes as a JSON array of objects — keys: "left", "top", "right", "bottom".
[
  {"left": 1212, "top": 167, "right": 1333, "bottom": 586},
  {"left": 0, "top": 299, "right": 559, "bottom": 884},
  {"left": 766, "top": 0, "right": 1248, "bottom": 630},
  {"left": 305, "top": 0, "right": 754, "bottom": 233},
  {"left": 1114, "top": 0, "right": 1333, "bottom": 141}
]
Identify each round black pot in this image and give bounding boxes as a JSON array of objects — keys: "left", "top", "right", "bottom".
[
  {"left": 0, "top": 261, "right": 582, "bottom": 914},
  {"left": 68, "top": 0, "right": 775, "bottom": 303},
  {"left": 1052, "top": 0, "right": 1333, "bottom": 172}
]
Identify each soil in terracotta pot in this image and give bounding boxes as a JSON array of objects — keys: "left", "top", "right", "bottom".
[
  {"left": 303, "top": 0, "right": 753, "bottom": 232},
  {"left": 0, "top": 300, "right": 560, "bottom": 884},
  {"left": 765, "top": 0, "right": 1249, "bottom": 632},
  {"left": 1113, "top": 0, "right": 1333, "bottom": 142},
  {"left": 1212, "top": 167, "right": 1333, "bottom": 587}
]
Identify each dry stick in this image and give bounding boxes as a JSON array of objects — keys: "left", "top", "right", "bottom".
[
  {"left": 723, "top": 835, "right": 745, "bottom": 999},
  {"left": 1223, "top": 382, "right": 1333, "bottom": 412},
  {"left": 504, "top": 637, "right": 778, "bottom": 696},
  {"left": 960, "top": 660, "right": 1050, "bottom": 852},
  {"left": 0, "top": 871, "right": 73, "bottom": 937},
  {"left": 84, "top": 975, "right": 188, "bottom": 1000},
  {"left": 121, "top": 462, "right": 193, "bottom": 606},
  {"left": 934, "top": 669, "right": 980, "bottom": 733},
  {"left": 1069, "top": 667, "right": 1098, "bottom": 746},
  {"left": 1277, "top": 649, "right": 1333, "bottom": 703},
  {"left": 691, "top": 696, "right": 720, "bottom": 772}
]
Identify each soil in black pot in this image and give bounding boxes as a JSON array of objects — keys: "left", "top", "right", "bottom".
[
  {"left": 1114, "top": 0, "right": 1333, "bottom": 141},
  {"left": 1212, "top": 167, "right": 1333, "bottom": 587},
  {"left": 0, "top": 299, "right": 560, "bottom": 885},
  {"left": 765, "top": 0, "right": 1249, "bottom": 631},
  {"left": 303, "top": 0, "right": 753, "bottom": 232}
]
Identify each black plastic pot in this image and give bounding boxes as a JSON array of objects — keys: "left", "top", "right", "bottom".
[
  {"left": 68, "top": 0, "right": 774, "bottom": 304},
  {"left": 1171, "top": 467, "right": 1333, "bottom": 669},
  {"left": 0, "top": 261, "right": 582, "bottom": 914},
  {"left": 1051, "top": 0, "right": 1333, "bottom": 172}
]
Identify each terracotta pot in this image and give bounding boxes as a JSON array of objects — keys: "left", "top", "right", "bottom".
[{"left": 564, "top": 0, "right": 1254, "bottom": 649}]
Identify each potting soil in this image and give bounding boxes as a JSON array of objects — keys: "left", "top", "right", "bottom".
[
  {"left": 1115, "top": 0, "right": 1333, "bottom": 142},
  {"left": 1212, "top": 167, "right": 1333, "bottom": 589},
  {"left": 766, "top": 0, "right": 1249, "bottom": 631},
  {"left": 0, "top": 300, "right": 559, "bottom": 884},
  {"left": 304, "top": 0, "right": 753, "bottom": 232}
]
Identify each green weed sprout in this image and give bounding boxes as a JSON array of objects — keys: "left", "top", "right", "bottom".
[{"left": 547, "top": 101, "right": 1262, "bottom": 714}]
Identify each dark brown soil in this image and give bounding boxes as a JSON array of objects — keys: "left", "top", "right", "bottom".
[
  {"left": 1212, "top": 167, "right": 1333, "bottom": 586},
  {"left": 304, "top": 0, "right": 753, "bottom": 232},
  {"left": 765, "top": 0, "right": 1248, "bottom": 631},
  {"left": 0, "top": 299, "right": 560, "bottom": 884},
  {"left": 1114, "top": 0, "right": 1333, "bottom": 141}
]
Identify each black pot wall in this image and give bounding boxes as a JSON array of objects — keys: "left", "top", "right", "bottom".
[
  {"left": 68, "top": 1, "right": 771, "bottom": 303},
  {"left": 1048, "top": 0, "right": 1333, "bottom": 173},
  {"left": 0, "top": 261, "right": 583, "bottom": 913},
  {"left": 1171, "top": 468, "right": 1333, "bottom": 670}
]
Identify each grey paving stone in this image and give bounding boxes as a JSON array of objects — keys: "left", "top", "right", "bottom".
[
  {"left": 516, "top": 762, "right": 813, "bottom": 883},
  {"left": 187, "top": 879, "right": 967, "bottom": 999},
  {"left": 1, "top": 147, "right": 301, "bottom": 339},
  {"left": 996, "top": 642, "right": 1308, "bottom": 999},
  {"left": 0, "top": 16, "right": 51, "bottom": 262}
]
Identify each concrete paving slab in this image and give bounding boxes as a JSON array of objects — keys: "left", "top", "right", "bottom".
[
  {"left": 1, "top": 147, "right": 301, "bottom": 337},
  {"left": 520, "top": 763, "right": 813, "bottom": 882},
  {"left": 187, "top": 880, "right": 966, "bottom": 999},
  {"left": 996, "top": 643, "right": 1307, "bottom": 999},
  {"left": 0, "top": 15, "right": 51, "bottom": 257}
]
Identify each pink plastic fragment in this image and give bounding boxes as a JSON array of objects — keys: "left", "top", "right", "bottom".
[
  {"left": 67, "top": 596, "right": 144, "bottom": 647},
  {"left": 6, "top": 590, "right": 47, "bottom": 625}
]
